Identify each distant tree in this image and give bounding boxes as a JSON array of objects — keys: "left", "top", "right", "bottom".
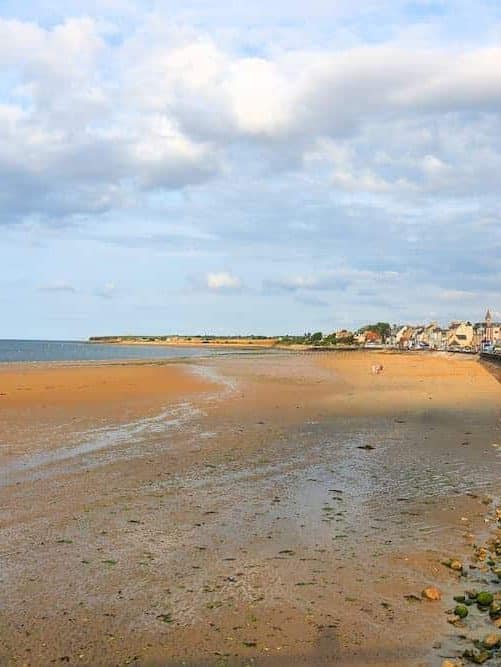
[
  {"left": 338, "top": 333, "right": 355, "bottom": 345},
  {"left": 358, "top": 322, "right": 391, "bottom": 342},
  {"left": 322, "top": 333, "right": 337, "bottom": 345},
  {"left": 280, "top": 334, "right": 308, "bottom": 345},
  {"left": 309, "top": 331, "right": 323, "bottom": 343}
]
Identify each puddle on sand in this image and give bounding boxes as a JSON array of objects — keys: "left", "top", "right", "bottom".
[
  {"left": 0, "top": 363, "right": 237, "bottom": 488},
  {"left": 155, "top": 413, "right": 501, "bottom": 560},
  {"left": 0, "top": 401, "right": 202, "bottom": 488},
  {"left": 285, "top": 417, "right": 500, "bottom": 550}
]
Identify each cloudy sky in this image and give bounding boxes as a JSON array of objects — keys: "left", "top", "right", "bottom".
[{"left": 1, "top": 0, "right": 500, "bottom": 339}]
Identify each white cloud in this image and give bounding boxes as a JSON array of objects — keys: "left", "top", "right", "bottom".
[
  {"left": 206, "top": 272, "right": 242, "bottom": 290},
  {"left": 331, "top": 169, "right": 412, "bottom": 194},
  {"left": 1, "top": 18, "right": 501, "bottom": 200},
  {"left": 0, "top": 14, "right": 500, "bottom": 229},
  {"left": 38, "top": 281, "right": 76, "bottom": 293},
  {"left": 438, "top": 289, "right": 477, "bottom": 302},
  {"left": 0, "top": 5, "right": 500, "bottom": 336},
  {"left": 264, "top": 270, "right": 401, "bottom": 293},
  {"left": 265, "top": 275, "right": 322, "bottom": 291},
  {"left": 226, "top": 58, "right": 292, "bottom": 136}
]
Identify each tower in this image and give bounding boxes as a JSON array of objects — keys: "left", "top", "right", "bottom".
[{"left": 485, "top": 309, "right": 493, "bottom": 342}]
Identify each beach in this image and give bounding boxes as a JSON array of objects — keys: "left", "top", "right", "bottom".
[{"left": 0, "top": 351, "right": 500, "bottom": 666}]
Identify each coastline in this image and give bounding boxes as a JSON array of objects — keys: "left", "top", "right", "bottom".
[
  {"left": 87, "top": 337, "right": 280, "bottom": 348},
  {"left": 0, "top": 352, "right": 500, "bottom": 666}
]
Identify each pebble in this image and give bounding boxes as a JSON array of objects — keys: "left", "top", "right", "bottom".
[
  {"left": 482, "top": 633, "right": 500, "bottom": 649},
  {"left": 422, "top": 586, "right": 441, "bottom": 601},
  {"left": 477, "top": 591, "right": 494, "bottom": 607},
  {"left": 463, "top": 648, "right": 491, "bottom": 664},
  {"left": 447, "top": 614, "right": 461, "bottom": 625},
  {"left": 454, "top": 604, "right": 469, "bottom": 619},
  {"left": 443, "top": 558, "right": 463, "bottom": 571},
  {"left": 437, "top": 503, "right": 501, "bottom": 664}
]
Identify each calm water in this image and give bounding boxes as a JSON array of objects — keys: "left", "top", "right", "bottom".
[{"left": 0, "top": 339, "right": 235, "bottom": 364}]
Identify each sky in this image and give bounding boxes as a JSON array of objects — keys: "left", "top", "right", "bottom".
[{"left": 0, "top": 0, "right": 500, "bottom": 339}]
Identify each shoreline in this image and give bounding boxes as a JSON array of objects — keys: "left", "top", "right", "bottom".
[
  {"left": 0, "top": 346, "right": 489, "bottom": 372},
  {"left": 0, "top": 347, "right": 287, "bottom": 369},
  {"left": 1, "top": 352, "right": 499, "bottom": 666}
]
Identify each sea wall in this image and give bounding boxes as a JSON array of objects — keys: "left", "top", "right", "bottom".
[{"left": 480, "top": 352, "right": 501, "bottom": 365}]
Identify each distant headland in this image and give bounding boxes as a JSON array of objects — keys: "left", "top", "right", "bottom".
[{"left": 88, "top": 335, "right": 279, "bottom": 348}]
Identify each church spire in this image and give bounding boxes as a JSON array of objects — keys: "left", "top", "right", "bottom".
[{"left": 485, "top": 309, "right": 492, "bottom": 323}]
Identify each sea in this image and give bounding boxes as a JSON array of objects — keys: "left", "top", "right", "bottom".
[{"left": 0, "top": 339, "right": 236, "bottom": 364}]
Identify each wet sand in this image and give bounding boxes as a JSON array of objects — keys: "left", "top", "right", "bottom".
[
  {"left": 0, "top": 361, "right": 216, "bottom": 410},
  {"left": 0, "top": 352, "right": 500, "bottom": 666}
]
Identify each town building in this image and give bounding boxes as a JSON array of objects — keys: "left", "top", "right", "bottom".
[
  {"left": 395, "top": 325, "right": 414, "bottom": 349},
  {"left": 356, "top": 330, "right": 382, "bottom": 345},
  {"left": 447, "top": 321, "right": 474, "bottom": 349},
  {"left": 336, "top": 329, "right": 354, "bottom": 343},
  {"left": 473, "top": 309, "right": 501, "bottom": 351}
]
